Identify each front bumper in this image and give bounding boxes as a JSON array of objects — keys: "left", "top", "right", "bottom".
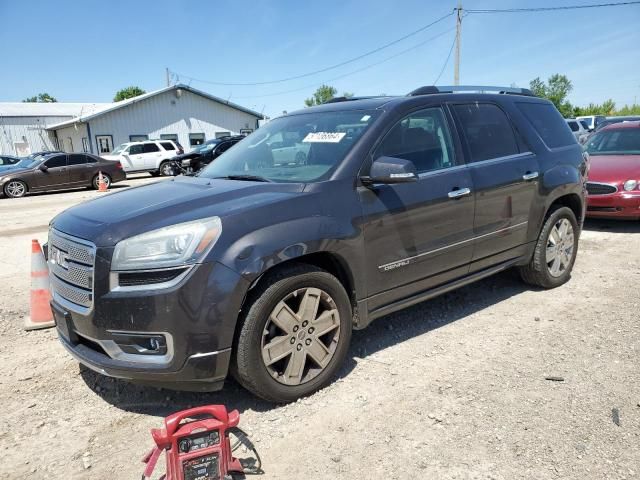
[
  {"left": 586, "top": 192, "right": 640, "bottom": 219},
  {"left": 52, "top": 260, "right": 249, "bottom": 391}
]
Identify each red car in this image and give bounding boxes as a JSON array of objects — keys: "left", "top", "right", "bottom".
[{"left": 584, "top": 121, "right": 640, "bottom": 219}]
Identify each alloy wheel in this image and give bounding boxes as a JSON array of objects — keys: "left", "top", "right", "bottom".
[
  {"left": 546, "top": 218, "right": 575, "bottom": 277},
  {"left": 261, "top": 287, "right": 341, "bottom": 386},
  {"left": 5, "top": 181, "right": 26, "bottom": 198}
]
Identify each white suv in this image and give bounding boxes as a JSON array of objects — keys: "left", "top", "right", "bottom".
[
  {"left": 102, "top": 140, "right": 181, "bottom": 176},
  {"left": 565, "top": 119, "right": 590, "bottom": 144}
]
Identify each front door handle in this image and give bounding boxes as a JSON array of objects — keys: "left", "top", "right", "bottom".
[
  {"left": 448, "top": 187, "right": 471, "bottom": 199},
  {"left": 523, "top": 171, "right": 539, "bottom": 181}
]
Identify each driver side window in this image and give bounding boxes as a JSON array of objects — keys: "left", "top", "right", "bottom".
[{"left": 374, "top": 107, "right": 455, "bottom": 174}]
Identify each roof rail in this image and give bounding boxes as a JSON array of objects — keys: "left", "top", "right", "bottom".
[
  {"left": 408, "top": 85, "right": 535, "bottom": 97},
  {"left": 323, "top": 95, "right": 380, "bottom": 104}
]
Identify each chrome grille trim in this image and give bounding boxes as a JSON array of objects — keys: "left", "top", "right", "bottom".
[{"left": 48, "top": 229, "right": 96, "bottom": 312}]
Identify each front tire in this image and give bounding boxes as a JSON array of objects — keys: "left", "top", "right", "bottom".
[
  {"left": 159, "top": 161, "right": 175, "bottom": 177},
  {"left": 3, "top": 180, "right": 27, "bottom": 198},
  {"left": 233, "top": 264, "right": 352, "bottom": 403},
  {"left": 519, "top": 206, "right": 579, "bottom": 289}
]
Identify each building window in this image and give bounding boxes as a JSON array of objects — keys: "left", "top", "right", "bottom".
[
  {"left": 130, "top": 134, "right": 149, "bottom": 142},
  {"left": 189, "top": 133, "right": 205, "bottom": 146},
  {"left": 96, "top": 135, "right": 113, "bottom": 154},
  {"left": 215, "top": 131, "right": 231, "bottom": 139},
  {"left": 160, "top": 133, "right": 178, "bottom": 142},
  {"left": 82, "top": 137, "right": 89, "bottom": 152},
  {"left": 240, "top": 129, "right": 253, "bottom": 136}
]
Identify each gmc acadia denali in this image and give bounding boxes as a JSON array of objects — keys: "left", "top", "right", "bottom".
[{"left": 48, "top": 86, "right": 587, "bottom": 403}]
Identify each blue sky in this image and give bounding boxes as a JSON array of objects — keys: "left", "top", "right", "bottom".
[{"left": 1, "top": 0, "right": 639, "bottom": 117}]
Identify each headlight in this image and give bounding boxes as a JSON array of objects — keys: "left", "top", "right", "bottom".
[
  {"left": 623, "top": 180, "right": 638, "bottom": 191},
  {"left": 112, "top": 216, "right": 222, "bottom": 271}
]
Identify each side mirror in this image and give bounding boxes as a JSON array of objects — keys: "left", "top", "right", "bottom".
[
  {"left": 361, "top": 156, "right": 418, "bottom": 186},
  {"left": 39, "top": 164, "right": 48, "bottom": 172}
]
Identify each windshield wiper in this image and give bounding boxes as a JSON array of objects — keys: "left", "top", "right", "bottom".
[{"left": 214, "top": 174, "right": 272, "bottom": 182}]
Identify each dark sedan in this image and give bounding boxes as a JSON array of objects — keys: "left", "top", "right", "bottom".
[
  {"left": 0, "top": 152, "right": 126, "bottom": 198},
  {"left": 170, "top": 135, "right": 244, "bottom": 174}
]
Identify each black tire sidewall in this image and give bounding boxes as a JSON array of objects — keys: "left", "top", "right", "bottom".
[
  {"left": 536, "top": 207, "right": 579, "bottom": 288},
  {"left": 159, "top": 161, "right": 173, "bottom": 176},
  {"left": 235, "top": 269, "right": 352, "bottom": 403}
]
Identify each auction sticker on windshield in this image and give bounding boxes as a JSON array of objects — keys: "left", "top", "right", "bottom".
[{"left": 302, "top": 132, "right": 346, "bottom": 143}]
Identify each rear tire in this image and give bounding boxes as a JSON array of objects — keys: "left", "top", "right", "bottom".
[
  {"left": 92, "top": 173, "right": 111, "bottom": 190},
  {"left": 3, "top": 180, "right": 27, "bottom": 198},
  {"left": 519, "top": 206, "right": 579, "bottom": 289},
  {"left": 232, "top": 264, "right": 352, "bottom": 403}
]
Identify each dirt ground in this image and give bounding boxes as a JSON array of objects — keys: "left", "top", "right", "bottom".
[{"left": 0, "top": 179, "right": 638, "bottom": 480}]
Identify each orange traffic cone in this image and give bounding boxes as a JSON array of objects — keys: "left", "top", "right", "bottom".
[
  {"left": 98, "top": 171, "right": 108, "bottom": 192},
  {"left": 24, "top": 239, "right": 55, "bottom": 331}
]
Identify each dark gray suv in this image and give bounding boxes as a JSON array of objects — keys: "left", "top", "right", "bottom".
[{"left": 48, "top": 86, "right": 587, "bottom": 402}]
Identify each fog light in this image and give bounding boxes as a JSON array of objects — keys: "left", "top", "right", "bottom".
[{"left": 111, "top": 332, "right": 167, "bottom": 356}]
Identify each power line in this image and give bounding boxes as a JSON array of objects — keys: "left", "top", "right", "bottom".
[
  {"left": 433, "top": 34, "right": 457, "bottom": 85},
  {"left": 466, "top": 1, "right": 640, "bottom": 14},
  {"left": 232, "top": 28, "right": 456, "bottom": 99},
  {"left": 173, "top": 11, "right": 454, "bottom": 87}
]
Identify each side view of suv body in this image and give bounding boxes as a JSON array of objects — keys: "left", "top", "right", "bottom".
[
  {"left": 102, "top": 140, "right": 181, "bottom": 176},
  {"left": 49, "top": 86, "right": 586, "bottom": 402}
]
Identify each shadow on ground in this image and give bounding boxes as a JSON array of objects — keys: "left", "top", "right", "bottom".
[
  {"left": 583, "top": 218, "right": 640, "bottom": 234},
  {"left": 81, "top": 269, "right": 531, "bottom": 416}
]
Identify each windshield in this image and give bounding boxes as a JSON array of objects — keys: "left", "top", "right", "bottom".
[
  {"left": 110, "top": 144, "right": 128, "bottom": 155},
  {"left": 585, "top": 128, "right": 640, "bottom": 155},
  {"left": 199, "top": 110, "right": 379, "bottom": 183},
  {"left": 193, "top": 140, "right": 220, "bottom": 154}
]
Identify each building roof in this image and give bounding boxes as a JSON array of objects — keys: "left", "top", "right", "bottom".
[
  {"left": 0, "top": 102, "right": 111, "bottom": 117},
  {"left": 46, "top": 84, "right": 263, "bottom": 130}
]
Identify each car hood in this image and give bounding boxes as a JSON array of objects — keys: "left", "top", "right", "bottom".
[
  {"left": 0, "top": 167, "right": 33, "bottom": 177},
  {"left": 51, "top": 175, "right": 305, "bottom": 246},
  {"left": 588, "top": 154, "right": 640, "bottom": 184},
  {"left": 172, "top": 151, "right": 202, "bottom": 161}
]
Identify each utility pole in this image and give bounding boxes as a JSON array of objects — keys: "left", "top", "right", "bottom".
[
  {"left": 454, "top": 1, "right": 463, "bottom": 86},
  {"left": 166, "top": 67, "right": 171, "bottom": 87}
]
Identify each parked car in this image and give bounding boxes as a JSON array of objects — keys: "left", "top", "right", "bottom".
[
  {"left": 48, "top": 85, "right": 586, "bottom": 402},
  {"left": 0, "top": 152, "right": 125, "bottom": 198},
  {"left": 565, "top": 119, "right": 590, "bottom": 144},
  {"left": 595, "top": 116, "right": 640, "bottom": 131},
  {"left": 576, "top": 115, "right": 606, "bottom": 131},
  {"left": 584, "top": 120, "right": 640, "bottom": 219},
  {"left": 0, "top": 155, "right": 21, "bottom": 167},
  {"left": 170, "top": 136, "right": 244, "bottom": 175},
  {"left": 102, "top": 140, "right": 181, "bottom": 176}
]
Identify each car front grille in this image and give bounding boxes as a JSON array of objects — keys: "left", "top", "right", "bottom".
[
  {"left": 586, "top": 182, "right": 617, "bottom": 195},
  {"left": 48, "top": 229, "right": 96, "bottom": 311}
]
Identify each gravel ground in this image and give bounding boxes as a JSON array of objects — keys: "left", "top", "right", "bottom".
[{"left": 0, "top": 182, "right": 638, "bottom": 479}]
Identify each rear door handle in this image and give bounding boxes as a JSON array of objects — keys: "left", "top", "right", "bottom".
[
  {"left": 448, "top": 187, "right": 471, "bottom": 199},
  {"left": 523, "top": 171, "right": 539, "bottom": 181}
]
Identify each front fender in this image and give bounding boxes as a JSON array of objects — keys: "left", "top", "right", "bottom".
[{"left": 217, "top": 215, "right": 362, "bottom": 290}]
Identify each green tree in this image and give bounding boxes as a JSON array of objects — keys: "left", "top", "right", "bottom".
[
  {"left": 529, "top": 74, "right": 574, "bottom": 117},
  {"left": 304, "top": 85, "right": 353, "bottom": 107},
  {"left": 113, "top": 86, "right": 146, "bottom": 102},
  {"left": 22, "top": 93, "right": 57, "bottom": 103},
  {"left": 616, "top": 103, "right": 640, "bottom": 115}
]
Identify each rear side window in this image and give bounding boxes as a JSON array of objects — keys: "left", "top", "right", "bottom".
[
  {"left": 143, "top": 143, "right": 160, "bottom": 153},
  {"left": 45, "top": 155, "right": 66, "bottom": 168},
  {"left": 452, "top": 103, "right": 520, "bottom": 162},
  {"left": 517, "top": 102, "right": 576, "bottom": 149},
  {"left": 160, "top": 142, "right": 175, "bottom": 151},
  {"left": 67, "top": 154, "right": 87, "bottom": 165}
]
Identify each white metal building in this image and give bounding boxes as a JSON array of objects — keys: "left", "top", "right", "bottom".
[
  {"left": 0, "top": 85, "right": 263, "bottom": 156},
  {"left": 0, "top": 102, "right": 108, "bottom": 155}
]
